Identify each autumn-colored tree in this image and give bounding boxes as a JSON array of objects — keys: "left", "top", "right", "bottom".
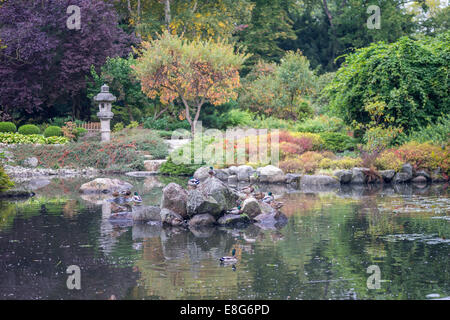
[{"left": 133, "top": 32, "right": 249, "bottom": 136}]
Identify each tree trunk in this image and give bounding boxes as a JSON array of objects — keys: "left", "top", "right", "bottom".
[
  {"left": 126, "top": 103, "right": 134, "bottom": 122},
  {"left": 164, "top": 0, "right": 171, "bottom": 32}
]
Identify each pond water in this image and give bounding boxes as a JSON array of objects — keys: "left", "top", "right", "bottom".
[{"left": 0, "top": 176, "right": 449, "bottom": 300}]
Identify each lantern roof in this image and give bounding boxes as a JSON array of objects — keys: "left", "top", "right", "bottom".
[{"left": 94, "top": 84, "right": 116, "bottom": 103}]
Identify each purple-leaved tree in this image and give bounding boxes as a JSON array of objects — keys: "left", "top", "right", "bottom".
[{"left": 0, "top": 0, "right": 134, "bottom": 120}]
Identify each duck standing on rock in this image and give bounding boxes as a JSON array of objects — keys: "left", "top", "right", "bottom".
[
  {"left": 188, "top": 177, "right": 200, "bottom": 189},
  {"left": 131, "top": 192, "right": 143, "bottom": 204},
  {"left": 208, "top": 166, "right": 215, "bottom": 178},
  {"left": 271, "top": 201, "right": 284, "bottom": 210},
  {"left": 262, "top": 192, "right": 274, "bottom": 204},
  {"left": 240, "top": 184, "right": 254, "bottom": 197},
  {"left": 220, "top": 248, "right": 238, "bottom": 264}
]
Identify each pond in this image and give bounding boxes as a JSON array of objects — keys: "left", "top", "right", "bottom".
[{"left": 0, "top": 176, "right": 449, "bottom": 300}]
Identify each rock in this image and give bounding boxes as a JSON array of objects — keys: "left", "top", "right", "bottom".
[
  {"left": 300, "top": 175, "right": 340, "bottom": 187},
  {"left": 132, "top": 205, "right": 161, "bottom": 222},
  {"left": 431, "top": 167, "right": 446, "bottom": 183},
  {"left": 249, "top": 175, "right": 259, "bottom": 184},
  {"left": 259, "top": 201, "right": 276, "bottom": 215},
  {"left": 23, "top": 157, "right": 39, "bottom": 168},
  {"left": 393, "top": 164, "right": 413, "bottom": 184},
  {"left": 241, "top": 197, "right": 262, "bottom": 218},
  {"left": 79, "top": 178, "right": 133, "bottom": 194},
  {"left": 217, "top": 214, "right": 250, "bottom": 226},
  {"left": 197, "top": 177, "right": 239, "bottom": 213},
  {"left": 160, "top": 183, "right": 188, "bottom": 218},
  {"left": 253, "top": 212, "right": 288, "bottom": 229},
  {"left": 415, "top": 169, "right": 431, "bottom": 181},
  {"left": 228, "top": 175, "right": 238, "bottom": 184},
  {"left": 285, "top": 173, "right": 302, "bottom": 186},
  {"left": 228, "top": 166, "right": 238, "bottom": 175},
  {"left": 351, "top": 168, "right": 368, "bottom": 184},
  {"left": 193, "top": 166, "right": 211, "bottom": 181},
  {"left": 402, "top": 163, "right": 414, "bottom": 177},
  {"left": 214, "top": 169, "right": 229, "bottom": 181},
  {"left": 186, "top": 189, "right": 222, "bottom": 218},
  {"left": 411, "top": 176, "right": 427, "bottom": 184},
  {"left": 380, "top": 170, "right": 396, "bottom": 183},
  {"left": 334, "top": 170, "right": 352, "bottom": 184},
  {"left": 160, "top": 208, "right": 185, "bottom": 227},
  {"left": 236, "top": 165, "right": 255, "bottom": 182},
  {"left": 125, "top": 171, "right": 158, "bottom": 177},
  {"left": 143, "top": 160, "right": 166, "bottom": 172},
  {"left": 188, "top": 214, "right": 216, "bottom": 227},
  {"left": 256, "top": 165, "right": 286, "bottom": 183}
]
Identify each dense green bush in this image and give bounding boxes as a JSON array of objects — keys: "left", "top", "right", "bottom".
[
  {"left": 0, "top": 163, "right": 14, "bottom": 192},
  {"left": 0, "top": 132, "right": 68, "bottom": 144},
  {"left": 143, "top": 116, "right": 190, "bottom": 131},
  {"left": 248, "top": 115, "right": 295, "bottom": 130},
  {"left": 159, "top": 156, "right": 203, "bottom": 176},
  {"left": 319, "top": 132, "right": 357, "bottom": 152},
  {"left": 113, "top": 122, "right": 124, "bottom": 132},
  {"left": 43, "top": 126, "right": 62, "bottom": 137},
  {"left": 74, "top": 127, "right": 87, "bottom": 140},
  {"left": 326, "top": 33, "right": 450, "bottom": 133},
  {"left": 295, "top": 115, "right": 346, "bottom": 133},
  {"left": 397, "top": 115, "right": 450, "bottom": 145},
  {"left": 0, "top": 122, "right": 17, "bottom": 133},
  {"left": 223, "top": 109, "right": 254, "bottom": 127},
  {"left": 18, "top": 124, "right": 40, "bottom": 135}
]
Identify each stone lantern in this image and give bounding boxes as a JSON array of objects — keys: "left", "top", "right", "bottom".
[{"left": 94, "top": 84, "right": 116, "bottom": 142}]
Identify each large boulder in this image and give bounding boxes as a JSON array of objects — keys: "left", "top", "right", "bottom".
[
  {"left": 228, "top": 175, "right": 238, "bottom": 185},
  {"left": 300, "top": 175, "right": 340, "bottom": 187},
  {"left": 256, "top": 165, "right": 286, "bottom": 183},
  {"left": 241, "top": 197, "right": 262, "bottom": 218},
  {"left": 24, "top": 157, "right": 39, "bottom": 168},
  {"left": 79, "top": 178, "right": 133, "bottom": 194},
  {"left": 285, "top": 173, "right": 302, "bottom": 186},
  {"left": 253, "top": 212, "right": 288, "bottom": 230},
  {"left": 351, "top": 168, "right": 367, "bottom": 184},
  {"left": 160, "top": 208, "right": 185, "bottom": 227},
  {"left": 431, "top": 167, "right": 446, "bottom": 183},
  {"left": 186, "top": 189, "right": 222, "bottom": 218},
  {"left": 188, "top": 214, "right": 216, "bottom": 227},
  {"left": 217, "top": 214, "right": 250, "bottom": 226},
  {"left": 160, "top": 183, "right": 188, "bottom": 218},
  {"left": 414, "top": 169, "right": 431, "bottom": 182},
  {"left": 132, "top": 205, "right": 161, "bottom": 222},
  {"left": 334, "top": 170, "right": 352, "bottom": 184},
  {"left": 380, "top": 170, "right": 396, "bottom": 183},
  {"left": 144, "top": 160, "right": 166, "bottom": 172},
  {"left": 197, "top": 177, "right": 239, "bottom": 213},
  {"left": 193, "top": 166, "right": 211, "bottom": 181},
  {"left": 214, "top": 169, "right": 229, "bottom": 181},
  {"left": 393, "top": 164, "right": 413, "bottom": 184},
  {"left": 236, "top": 165, "right": 255, "bottom": 182}
]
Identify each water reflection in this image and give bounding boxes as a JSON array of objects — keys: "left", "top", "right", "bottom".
[{"left": 0, "top": 176, "right": 448, "bottom": 300}]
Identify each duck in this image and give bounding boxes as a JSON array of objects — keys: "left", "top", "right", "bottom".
[
  {"left": 253, "top": 192, "right": 265, "bottom": 200},
  {"left": 131, "top": 192, "right": 143, "bottom": 203},
  {"left": 262, "top": 192, "right": 274, "bottom": 204},
  {"left": 188, "top": 177, "right": 200, "bottom": 189},
  {"left": 220, "top": 248, "right": 238, "bottom": 264},
  {"left": 240, "top": 184, "right": 254, "bottom": 195},
  {"left": 208, "top": 166, "right": 215, "bottom": 178},
  {"left": 112, "top": 191, "right": 120, "bottom": 198},
  {"left": 120, "top": 190, "right": 132, "bottom": 197},
  {"left": 271, "top": 201, "right": 284, "bottom": 210},
  {"left": 227, "top": 206, "right": 242, "bottom": 215}
]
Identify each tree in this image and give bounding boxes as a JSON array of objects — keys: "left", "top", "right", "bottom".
[
  {"left": 133, "top": 32, "right": 249, "bottom": 136},
  {"left": 0, "top": 0, "right": 133, "bottom": 121},
  {"left": 326, "top": 33, "right": 450, "bottom": 133},
  {"left": 238, "top": 51, "right": 316, "bottom": 121}
]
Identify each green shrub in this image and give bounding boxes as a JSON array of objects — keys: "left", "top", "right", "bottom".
[
  {"left": 18, "top": 124, "right": 40, "bottom": 135},
  {"left": 295, "top": 115, "right": 346, "bottom": 133},
  {"left": 143, "top": 116, "right": 190, "bottom": 131},
  {"left": 159, "top": 156, "right": 203, "bottom": 176},
  {"left": 248, "top": 115, "right": 295, "bottom": 130},
  {"left": 126, "top": 121, "right": 139, "bottom": 129},
  {"left": 74, "top": 127, "right": 87, "bottom": 139},
  {"left": 0, "top": 163, "right": 14, "bottom": 192},
  {"left": 224, "top": 109, "right": 254, "bottom": 127},
  {"left": 319, "top": 132, "right": 357, "bottom": 152},
  {"left": 0, "top": 132, "right": 68, "bottom": 145},
  {"left": 398, "top": 115, "right": 450, "bottom": 145},
  {"left": 113, "top": 122, "right": 124, "bottom": 132},
  {"left": 43, "top": 126, "right": 62, "bottom": 137},
  {"left": 0, "top": 122, "right": 17, "bottom": 133}
]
